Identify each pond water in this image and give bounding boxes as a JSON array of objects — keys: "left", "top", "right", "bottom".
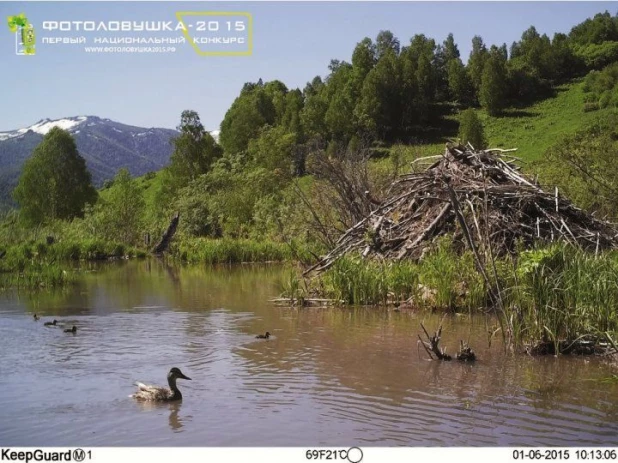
[{"left": 1, "top": 260, "right": 617, "bottom": 446}]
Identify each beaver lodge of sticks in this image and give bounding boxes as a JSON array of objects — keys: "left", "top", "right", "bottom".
[{"left": 305, "top": 143, "right": 618, "bottom": 275}]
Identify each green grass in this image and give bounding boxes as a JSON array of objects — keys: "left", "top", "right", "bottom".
[
  {"left": 0, "top": 262, "right": 76, "bottom": 290},
  {"left": 310, "top": 242, "right": 618, "bottom": 352},
  {"left": 317, "top": 240, "right": 484, "bottom": 309},
  {"left": 501, "top": 244, "right": 618, "bottom": 348},
  {"left": 0, "top": 239, "right": 146, "bottom": 290},
  {"left": 173, "top": 237, "right": 301, "bottom": 264},
  {"left": 482, "top": 80, "right": 615, "bottom": 162},
  {"left": 378, "top": 80, "right": 616, "bottom": 168}
]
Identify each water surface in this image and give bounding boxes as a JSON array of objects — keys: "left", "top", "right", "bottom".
[{"left": 1, "top": 260, "right": 617, "bottom": 446}]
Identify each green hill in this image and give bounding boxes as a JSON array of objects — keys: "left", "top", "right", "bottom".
[
  {"left": 482, "top": 80, "right": 613, "bottom": 162},
  {"left": 386, "top": 79, "right": 615, "bottom": 169}
]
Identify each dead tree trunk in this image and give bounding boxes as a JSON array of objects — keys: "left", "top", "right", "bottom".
[
  {"left": 152, "top": 212, "right": 179, "bottom": 255},
  {"left": 418, "top": 317, "right": 452, "bottom": 361}
]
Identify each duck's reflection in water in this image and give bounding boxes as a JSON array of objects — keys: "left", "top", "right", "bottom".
[{"left": 135, "top": 400, "right": 191, "bottom": 432}]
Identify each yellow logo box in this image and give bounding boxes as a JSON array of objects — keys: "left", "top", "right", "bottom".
[{"left": 175, "top": 11, "right": 253, "bottom": 56}]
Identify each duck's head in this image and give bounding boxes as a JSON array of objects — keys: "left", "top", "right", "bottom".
[
  {"left": 265, "top": 331, "right": 271, "bottom": 338},
  {"left": 67, "top": 326, "right": 77, "bottom": 333},
  {"left": 33, "top": 314, "right": 39, "bottom": 320},
  {"left": 168, "top": 367, "right": 191, "bottom": 381}
]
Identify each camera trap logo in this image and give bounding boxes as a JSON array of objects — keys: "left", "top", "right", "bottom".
[{"left": 7, "top": 13, "right": 36, "bottom": 55}]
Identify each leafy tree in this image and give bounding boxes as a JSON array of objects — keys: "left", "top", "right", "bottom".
[
  {"left": 171, "top": 176, "right": 220, "bottom": 238},
  {"left": 573, "top": 41, "right": 618, "bottom": 70},
  {"left": 301, "top": 77, "right": 329, "bottom": 138},
  {"left": 506, "top": 59, "right": 546, "bottom": 102},
  {"left": 583, "top": 62, "right": 618, "bottom": 108},
  {"left": 201, "top": 161, "right": 282, "bottom": 238},
  {"left": 399, "top": 49, "right": 418, "bottom": 131},
  {"left": 281, "top": 89, "right": 305, "bottom": 140},
  {"left": 248, "top": 125, "right": 297, "bottom": 178},
  {"left": 169, "top": 110, "right": 222, "bottom": 186},
  {"left": 448, "top": 58, "right": 474, "bottom": 106},
  {"left": 551, "top": 33, "right": 580, "bottom": 80},
  {"left": 219, "top": 85, "right": 276, "bottom": 154},
  {"left": 467, "top": 35, "right": 489, "bottom": 95},
  {"left": 435, "top": 33, "right": 460, "bottom": 99},
  {"left": 263, "top": 80, "right": 289, "bottom": 123},
  {"left": 407, "top": 34, "right": 437, "bottom": 66},
  {"left": 351, "top": 37, "right": 377, "bottom": 86},
  {"left": 399, "top": 34, "right": 436, "bottom": 128},
  {"left": 95, "top": 168, "right": 144, "bottom": 244},
  {"left": 13, "top": 127, "right": 97, "bottom": 224},
  {"left": 441, "top": 33, "right": 460, "bottom": 61},
  {"left": 568, "top": 12, "right": 618, "bottom": 71},
  {"left": 416, "top": 53, "right": 435, "bottom": 117},
  {"left": 569, "top": 11, "right": 618, "bottom": 45},
  {"left": 303, "top": 76, "right": 324, "bottom": 97},
  {"left": 511, "top": 27, "right": 558, "bottom": 80},
  {"left": 458, "top": 109, "right": 487, "bottom": 149},
  {"left": 328, "top": 59, "right": 348, "bottom": 73},
  {"left": 355, "top": 48, "right": 402, "bottom": 140},
  {"left": 376, "top": 30, "right": 400, "bottom": 60},
  {"left": 324, "top": 64, "right": 356, "bottom": 141},
  {"left": 479, "top": 52, "right": 508, "bottom": 115}
]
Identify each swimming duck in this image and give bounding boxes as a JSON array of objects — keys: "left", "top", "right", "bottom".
[
  {"left": 44, "top": 319, "right": 58, "bottom": 326},
  {"left": 33, "top": 314, "right": 40, "bottom": 321},
  {"left": 64, "top": 326, "right": 77, "bottom": 333},
  {"left": 132, "top": 367, "right": 192, "bottom": 402},
  {"left": 256, "top": 332, "right": 271, "bottom": 339}
]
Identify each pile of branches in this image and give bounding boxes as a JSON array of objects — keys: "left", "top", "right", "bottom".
[{"left": 306, "top": 144, "right": 618, "bottom": 274}]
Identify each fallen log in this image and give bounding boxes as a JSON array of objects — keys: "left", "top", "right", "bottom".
[{"left": 152, "top": 212, "right": 179, "bottom": 255}]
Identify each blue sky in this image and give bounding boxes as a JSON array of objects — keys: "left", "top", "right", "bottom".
[{"left": 0, "top": 1, "right": 614, "bottom": 132}]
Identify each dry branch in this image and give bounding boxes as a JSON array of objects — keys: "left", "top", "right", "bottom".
[{"left": 419, "top": 318, "right": 452, "bottom": 361}]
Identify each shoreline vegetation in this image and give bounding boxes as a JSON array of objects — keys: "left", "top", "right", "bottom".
[
  {"left": 4, "top": 11, "right": 618, "bottom": 356},
  {"left": 280, "top": 242, "right": 618, "bottom": 355}
]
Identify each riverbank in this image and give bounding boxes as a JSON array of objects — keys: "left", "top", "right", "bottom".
[
  {"left": 289, "top": 241, "right": 618, "bottom": 354},
  {"left": 0, "top": 236, "right": 309, "bottom": 289},
  {"left": 0, "top": 239, "right": 146, "bottom": 289},
  {"left": 3, "top": 233, "right": 618, "bottom": 355}
]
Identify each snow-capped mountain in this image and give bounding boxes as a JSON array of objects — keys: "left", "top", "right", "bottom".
[
  {"left": 0, "top": 116, "right": 90, "bottom": 141},
  {"left": 0, "top": 116, "right": 180, "bottom": 209}
]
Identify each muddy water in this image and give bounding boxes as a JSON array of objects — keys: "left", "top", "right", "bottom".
[{"left": 1, "top": 260, "right": 617, "bottom": 446}]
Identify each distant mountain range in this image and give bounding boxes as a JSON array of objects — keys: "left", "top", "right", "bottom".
[{"left": 0, "top": 116, "right": 218, "bottom": 211}]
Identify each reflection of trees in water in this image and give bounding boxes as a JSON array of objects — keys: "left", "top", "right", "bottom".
[
  {"left": 22, "top": 260, "right": 288, "bottom": 317},
  {"left": 135, "top": 400, "right": 190, "bottom": 432}
]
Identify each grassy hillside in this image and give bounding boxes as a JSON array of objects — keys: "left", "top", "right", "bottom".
[
  {"left": 482, "top": 80, "right": 614, "bottom": 162},
  {"left": 384, "top": 79, "right": 616, "bottom": 172}
]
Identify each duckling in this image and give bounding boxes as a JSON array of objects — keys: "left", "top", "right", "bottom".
[
  {"left": 64, "top": 326, "right": 77, "bottom": 333},
  {"left": 132, "top": 367, "right": 192, "bottom": 401},
  {"left": 33, "top": 314, "right": 40, "bottom": 321},
  {"left": 44, "top": 319, "right": 58, "bottom": 326},
  {"left": 256, "top": 331, "right": 271, "bottom": 339}
]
